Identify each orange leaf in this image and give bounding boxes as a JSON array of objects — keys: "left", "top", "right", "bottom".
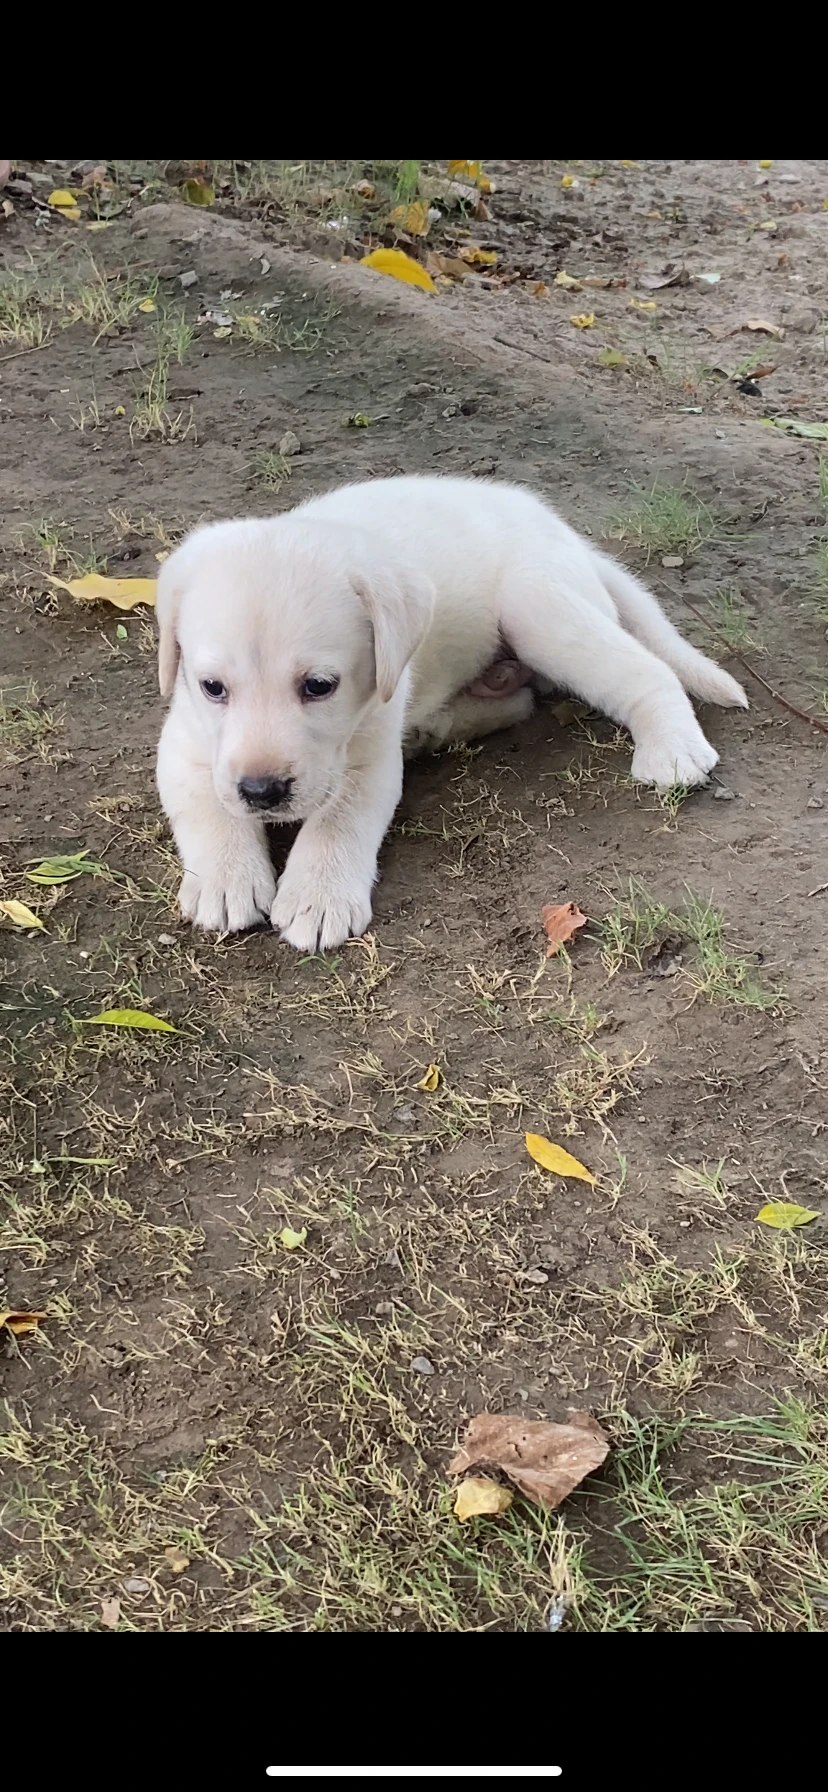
[
  {"left": 541, "top": 902, "right": 588, "bottom": 957},
  {"left": 0, "top": 1309, "right": 48, "bottom": 1337}
]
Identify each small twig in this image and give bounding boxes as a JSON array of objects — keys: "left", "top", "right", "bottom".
[
  {"left": 0, "top": 339, "right": 53, "bottom": 365},
  {"left": 807, "top": 882, "right": 828, "bottom": 898},
  {"left": 661, "top": 580, "right": 828, "bottom": 739},
  {"left": 493, "top": 333, "right": 553, "bottom": 364}
]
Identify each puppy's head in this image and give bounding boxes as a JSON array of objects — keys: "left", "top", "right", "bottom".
[{"left": 156, "top": 516, "right": 434, "bottom": 821}]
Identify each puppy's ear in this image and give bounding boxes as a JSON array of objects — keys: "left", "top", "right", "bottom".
[
  {"left": 156, "top": 542, "right": 189, "bottom": 697},
  {"left": 352, "top": 562, "right": 435, "bottom": 703}
]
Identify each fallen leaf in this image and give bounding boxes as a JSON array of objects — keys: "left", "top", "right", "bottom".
[
  {"left": 86, "top": 220, "right": 115, "bottom": 233},
  {"left": 696, "top": 271, "right": 722, "bottom": 284},
  {"left": 532, "top": 282, "right": 549, "bottom": 298},
  {"left": 459, "top": 245, "right": 498, "bottom": 267},
  {"left": 449, "top": 1410, "right": 609, "bottom": 1510},
  {"left": 525, "top": 1133, "right": 595, "bottom": 1186},
  {"left": 560, "top": 175, "right": 577, "bottom": 190},
  {"left": 418, "top": 1063, "right": 442, "bottom": 1092},
  {"left": 48, "top": 188, "right": 79, "bottom": 209},
  {"left": 0, "top": 900, "right": 46, "bottom": 932},
  {"left": 182, "top": 178, "right": 215, "bottom": 207},
  {"left": 347, "top": 412, "right": 372, "bottom": 428},
  {"left": 447, "top": 161, "right": 492, "bottom": 193},
  {"left": 766, "top": 418, "right": 828, "bottom": 440},
  {"left": 0, "top": 1309, "right": 48, "bottom": 1337},
  {"left": 743, "top": 319, "right": 784, "bottom": 339},
  {"left": 581, "top": 275, "right": 621, "bottom": 290},
  {"left": 360, "top": 248, "right": 436, "bottom": 292},
  {"left": 453, "top": 1475, "right": 513, "bottom": 1521},
  {"left": 756, "top": 1202, "right": 820, "bottom": 1230},
  {"left": 620, "top": 160, "right": 639, "bottom": 168},
  {"left": 554, "top": 270, "right": 582, "bottom": 289},
  {"left": 758, "top": 160, "right": 773, "bottom": 170},
  {"left": 628, "top": 297, "right": 657, "bottom": 311},
  {"left": 388, "top": 200, "right": 432, "bottom": 236},
  {"left": 81, "top": 1009, "right": 178, "bottom": 1032},
  {"left": 426, "top": 251, "right": 468, "bottom": 281},
  {"left": 754, "top": 219, "right": 777, "bottom": 232},
  {"left": 47, "top": 573, "right": 156, "bottom": 610},
  {"left": 26, "top": 851, "right": 104, "bottom": 885},
  {"left": 541, "top": 902, "right": 588, "bottom": 957},
  {"left": 82, "top": 164, "right": 109, "bottom": 189},
  {"left": 597, "top": 347, "right": 627, "bottom": 369},
  {"left": 114, "top": 405, "right": 126, "bottom": 416},
  {"left": 138, "top": 297, "right": 156, "bottom": 313},
  {"left": 279, "top": 1226, "right": 307, "bottom": 1250},
  {"left": 569, "top": 312, "right": 596, "bottom": 329},
  {"left": 164, "top": 1546, "right": 190, "bottom": 1573},
  {"left": 100, "top": 1597, "right": 121, "bottom": 1629},
  {"left": 354, "top": 179, "right": 375, "bottom": 199},
  {"left": 116, "top": 624, "right": 128, "bottom": 641}
]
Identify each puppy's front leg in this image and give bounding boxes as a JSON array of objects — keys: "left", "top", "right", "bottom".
[
  {"left": 157, "top": 692, "right": 276, "bottom": 932},
  {"left": 272, "top": 703, "right": 404, "bottom": 952}
]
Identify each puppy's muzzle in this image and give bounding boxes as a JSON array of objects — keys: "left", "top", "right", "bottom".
[{"left": 238, "top": 774, "right": 294, "bottom": 812}]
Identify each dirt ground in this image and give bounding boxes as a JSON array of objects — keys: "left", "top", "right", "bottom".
[{"left": 2, "top": 159, "right": 828, "bottom": 1633}]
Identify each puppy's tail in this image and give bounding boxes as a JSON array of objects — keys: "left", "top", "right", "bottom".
[{"left": 591, "top": 547, "right": 748, "bottom": 709}]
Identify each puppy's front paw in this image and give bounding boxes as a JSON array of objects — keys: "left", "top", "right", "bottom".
[
  {"left": 178, "top": 854, "right": 276, "bottom": 933},
  {"left": 631, "top": 724, "right": 719, "bottom": 790},
  {"left": 271, "top": 863, "right": 373, "bottom": 953}
]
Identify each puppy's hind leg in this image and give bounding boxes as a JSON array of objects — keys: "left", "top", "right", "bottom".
[
  {"left": 406, "top": 687, "right": 534, "bottom": 755},
  {"left": 499, "top": 569, "right": 720, "bottom": 788}
]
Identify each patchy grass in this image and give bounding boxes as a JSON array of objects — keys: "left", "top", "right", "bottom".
[
  {"left": 0, "top": 680, "right": 63, "bottom": 768},
  {"left": 709, "top": 585, "right": 763, "bottom": 652},
  {"left": 608, "top": 484, "right": 721, "bottom": 560},
  {"left": 130, "top": 309, "right": 195, "bottom": 442},
  {"left": 252, "top": 450, "right": 293, "bottom": 491},
  {"left": 596, "top": 883, "right": 779, "bottom": 1009}
]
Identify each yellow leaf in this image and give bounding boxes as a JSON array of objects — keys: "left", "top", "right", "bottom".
[
  {"left": 598, "top": 348, "right": 628, "bottom": 368},
  {"left": 164, "top": 1546, "right": 190, "bottom": 1573},
  {"left": 359, "top": 248, "right": 436, "bottom": 292},
  {"left": 554, "top": 270, "right": 582, "bottom": 289},
  {"left": 388, "top": 200, "right": 432, "bottom": 236},
  {"left": 459, "top": 245, "right": 498, "bottom": 267},
  {"left": 213, "top": 325, "right": 232, "bottom": 339},
  {"left": 0, "top": 900, "right": 46, "bottom": 932},
  {"left": 525, "top": 1133, "right": 596, "bottom": 1186},
  {"left": 418, "top": 1063, "right": 442, "bottom": 1092},
  {"left": 138, "top": 298, "right": 156, "bottom": 313},
  {"left": 629, "top": 297, "right": 657, "bottom": 311},
  {"left": 758, "top": 160, "right": 773, "bottom": 169},
  {"left": 47, "top": 573, "right": 156, "bottom": 611},
  {"left": 81, "top": 1009, "right": 178, "bottom": 1032},
  {"left": 560, "top": 175, "right": 576, "bottom": 189},
  {"left": 569, "top": 312, "right": 596, "bottom": 329},
  {"left": 87, "top": 220, "right": 115, "bottom": 232},
  {"left": 48, "top": 188, "right": 77, "bottom": 208},
  {"left": 114, "top": 405, "right": 125, "bottom": 417},
  {"left": 279, "top": 1226, "right": 307, "bottom": 1250},
  {"left": 447, "top": 160, "right": 491, "bottom": 191},
  {"left": 453, "top": 1476, "right": 513, "bottom": 1522},
  {"left": 756, "top": 1202, "right": 820, "bottom": 1230},
  {"left": 0, "top": 1309, "right": 48, "bottom": 1336},
  {"left": 182, "top": 178, "right": 215, "bottom": 207},
  {"left": 620, "top": 160, "right": 640, "bottom": 168}
]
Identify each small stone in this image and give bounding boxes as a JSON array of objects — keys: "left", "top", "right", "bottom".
[
  {"left": 661, "top": 554, "right": 684, "bottom": 568},
  {"left": 806, "top": 797, "right": 824, "bottom": 810},
  {"left": 158, "top": 933, "right": 176, "bottom": 946},
  {"left": 179, "top": 270, "right": 197, "bottom": 289},
  {"left": 522, "top": 1268, "right": 549, "bottom": 1285},
  {"left": 391, "top": 1604, "right": 402, "bottom": 1616},
  {"left": 122, "top": 1577, "right": 150, "bottom": 1596},
  {"left": 279, "top": 429, "right": 301, "bottom": 457},
  {"left": 384, "top": 1247, "right": 402, "bottom": 1271},
  {"left": 713, "top": 786, "right": 736, "bottom": 801},
  {"left": 410, "top": 1355, "right": 435, "bottom": 1376},
  {"left": 374, "top": 1301, "right": 394, "bottom": 1316},
  {"left": 393, "top": 1105, "right": 416, "bottom": 1127}
]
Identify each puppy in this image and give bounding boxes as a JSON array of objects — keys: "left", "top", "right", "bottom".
[{"left": 156, "top": 475, "right": 747, "bottom": 950}]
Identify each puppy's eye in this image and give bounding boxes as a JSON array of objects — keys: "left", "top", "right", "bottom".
[
  {"left": 302, "top": 675, "right": 339, "bottom": 702},
  {"left": 200, "top": 678, "right": 228, "bottom": 703}
]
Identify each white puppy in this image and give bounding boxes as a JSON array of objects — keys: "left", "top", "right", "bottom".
[{"left": 156, "top": 475, "right": 747, "bottom": 951}]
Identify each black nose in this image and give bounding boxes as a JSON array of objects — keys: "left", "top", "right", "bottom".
[{"left": 238, "top": 775, "right": 293, "bottom": 811}]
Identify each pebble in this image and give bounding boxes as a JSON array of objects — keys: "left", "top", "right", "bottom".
[
  {"left": 179, "top": 270, "right": 197, "bottom": 289},
  {"left": 279, "top": 430, "right": 301, "bottom": 457},
  {"left": 410, "top": 1355, "right": 435, "bottom": 1376},
  {"left": 714, "top": 786, "right": 736, "bottom": 801},
  {"left": 806, "top": 797, "right": 824, "bottom": 810},
  {"left": 522, "top": 1268, "right": 549, "bottom": 1285},
  {"left": 121, "top": 1577, "right": 150, "bottom": 1596},
  {"left": 158, "top": 933, "right": 176, "bottom": 946},
  {"left": 661, "top": 555, "right": 684, "bottom": 568}
]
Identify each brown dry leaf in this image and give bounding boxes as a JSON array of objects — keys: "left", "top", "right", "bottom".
[
  {"left": 100, "top": 1597, "right": 121, "bottom": 1629},
  {"left": 425, "top": 251, "right": 467, "bottom": 282},
  {"left": 743, "top": 319, "right": 785, "bottom": 339},
  {"left": 164, "top": 1545, "right": 190, "bottom": 1573},
  {"left": 449, "top": 1411, "right": 609, "bottom": 1511},
  {"left": 0, "top": 1309, "right": 48, "bottom": 1337},
  {"left": 453, "top": 1476, "right": 513, "bottom": 1522},
  {"left": 541, "top": 901, "right": 588, "bottom": 957},
  {"left": 531, "top": 281, "right": 549, "bottom": 298},
  {"left": 581, "top": 275, "right": 620, "bottom": 290}
]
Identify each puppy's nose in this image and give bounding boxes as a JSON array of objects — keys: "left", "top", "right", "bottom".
[{"left": 238, "top": 774, "right": 293, "bottom": 811}]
